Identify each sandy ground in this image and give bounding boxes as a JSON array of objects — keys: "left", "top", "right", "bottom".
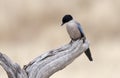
[{"left": 0, "top": 0, "right": 120, "bottom": 78}]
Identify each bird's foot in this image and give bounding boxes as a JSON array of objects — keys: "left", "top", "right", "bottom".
[
  {"left": 81, "top": 37, "right": 86, "bottom": 43},
  {"left": 69, "top": 40, "right": 73, "bottom": 45}
]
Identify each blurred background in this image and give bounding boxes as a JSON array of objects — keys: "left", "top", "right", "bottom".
[{"left": 0, "top": 0, "right": 120, "bottom": 78}]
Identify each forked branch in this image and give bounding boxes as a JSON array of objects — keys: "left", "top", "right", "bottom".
[{"left": 0, "top": 39, "right": 89, "bottom": 78}]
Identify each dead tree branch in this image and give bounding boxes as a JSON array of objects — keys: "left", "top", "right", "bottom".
[{"left": 0, "top": 39, "right": 89, "bottom": 78}]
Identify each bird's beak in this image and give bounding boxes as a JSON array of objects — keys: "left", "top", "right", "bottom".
[{"left": 61, "top": 23, "right": 64, "bottom": 26}]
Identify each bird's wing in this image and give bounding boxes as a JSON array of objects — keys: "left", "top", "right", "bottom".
[{"left": 76, "top": 22, "right": 85, "bottom": 38}]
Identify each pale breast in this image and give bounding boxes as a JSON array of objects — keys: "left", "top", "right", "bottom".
[{"left": 66, "top": 22, "right": 81, "bottom": 40}]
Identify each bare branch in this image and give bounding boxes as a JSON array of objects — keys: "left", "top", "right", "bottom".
[
  {"left": 0, "top": 39, "right": 89, "bottom": 78},
  {"left": 0, "top": 53, "right": 28, "bottom": 78},
  {"left": 24, "top": 39, "right": 89, "bottom": 78}
]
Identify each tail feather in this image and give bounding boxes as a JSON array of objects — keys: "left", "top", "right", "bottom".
[{"left": 84, "top": 48, "right": 93, "bottom": 61}]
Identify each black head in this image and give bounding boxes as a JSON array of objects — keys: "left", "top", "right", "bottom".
[{"left": 61, "top": 14, "right": 73, "bottom": 26}]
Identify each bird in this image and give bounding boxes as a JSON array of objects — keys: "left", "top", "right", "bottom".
[{"left": 61, "top": 14, "right": 93, "bottom": 61}]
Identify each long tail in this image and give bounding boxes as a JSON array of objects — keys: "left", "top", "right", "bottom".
[{"left": 84, "top": 48, "right": 93, "bottom": 61}]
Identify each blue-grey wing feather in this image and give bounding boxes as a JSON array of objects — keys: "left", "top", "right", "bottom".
[{"left": 76, "top": 22, "right": 85, "bottom": 37}]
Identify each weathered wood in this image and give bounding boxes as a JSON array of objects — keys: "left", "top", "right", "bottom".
[
  {"left": 0, "top": 52, "right": 28, "bottom": 78},
  {"left": 0, "top": 39, "right": 89, "bottom": 78}
]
